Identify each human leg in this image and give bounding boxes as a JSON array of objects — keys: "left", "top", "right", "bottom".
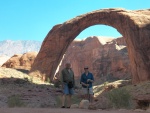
[
  {"left": 66, "top": 88, "right": 74, "bottom": 108},
  {"left": 61, "top": 84, "right": 69, "bottom": 108},
  {"left": 61, "top": 94, "right": 66, "bottom": 107},
  {"left": 89, "top": 88, "right": 94, "bottom": 103},
  {"left": 81, "top": 88, "right": 89, "bottom": 100},
  {"left": 90, "top": 94, "right": 94, "bottom": 103},
  {"left": 66, "top": 94, "right": 72, "bottom": 108}
]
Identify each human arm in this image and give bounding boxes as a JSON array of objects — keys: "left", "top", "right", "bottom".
[
  {"left": 80, "top": 74, "right": 89, "bottom": 87},
  {"left": 87, "top": 73, "right": 94, "bottom": 83},
  {"left": 80, "top": 82, "right": 89, "bottom": 87},
  {"left": 72, "top": 70, "right": 76, "bottom": 88},
  {"left": 87, "top": 79, "right": 94, "bottom": 83}
]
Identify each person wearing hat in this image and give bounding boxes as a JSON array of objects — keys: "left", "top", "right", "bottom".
[{"left": 80, "top": 66, "right": 94, "bottom": 103}]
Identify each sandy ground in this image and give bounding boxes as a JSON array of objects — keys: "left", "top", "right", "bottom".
[{"left": 0, "top": 108, "right": 148, "bottom": 113}]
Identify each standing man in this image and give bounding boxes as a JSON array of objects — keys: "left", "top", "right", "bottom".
[
  {"left": 80, "top": 66, "right": 94, "bottom": 103},
  {"left": 60, "top": 63, "right": 75, "bottom": 108}
]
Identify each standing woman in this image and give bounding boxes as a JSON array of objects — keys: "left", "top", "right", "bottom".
[{"left": 80, "top": 66, "right": 94, "bottom": 103}]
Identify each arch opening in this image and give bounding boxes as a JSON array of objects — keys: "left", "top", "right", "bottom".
[
  {"left": 54, "top": 24, "right": 131, "bottom": 86},
  {"left": 76, "top": 25, "right": 122, "bottom": 40}
]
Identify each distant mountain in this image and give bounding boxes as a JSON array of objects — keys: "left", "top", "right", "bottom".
[{"left": 0, "top": 40, "right": 42, "bottom": 56}]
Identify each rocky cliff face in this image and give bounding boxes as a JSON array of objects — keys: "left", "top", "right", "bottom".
[{"left": 55, "top": 36, "right": 131, "bottom": 82}]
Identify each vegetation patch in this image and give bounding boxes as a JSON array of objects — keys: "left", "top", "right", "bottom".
[
  {"left": 106, "top": 87, "right": 132, "bottom": 109},
  {"left": 7, "top": 95, "right": 25, "bottom": 107}
]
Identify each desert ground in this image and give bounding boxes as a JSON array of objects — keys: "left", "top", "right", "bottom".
[
  {"left": 0, "top": 68, "right": 149, "bottom": 113},
  {"left": 0, "top": 108, "right": 148, "bottom": 113}
]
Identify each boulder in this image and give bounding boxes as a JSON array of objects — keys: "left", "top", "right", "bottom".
[
  {"left": 2, "top": 54, "right": 22, "bottom": 68},
  {"left": 79, "top": 99, "right": 89, "bottom": 109},
  {"left": 2, "top": 52, "right": 37, "bottom": 70}
]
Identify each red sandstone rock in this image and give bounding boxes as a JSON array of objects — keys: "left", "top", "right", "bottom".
[
  {"left": 30, "top": 8, "right": 150, "bottom": 84},
  {"left": 20, "top": 52, "right": 38, "bottom": 70},
  {"left": 56, "top": 37, "right": 131, "bottom": 82},
  {"left": 2, "top": 52, "right": 37, "bottom": 70},
  {"left": 2, "top": 54, "right": 22, "bottom": 68}
]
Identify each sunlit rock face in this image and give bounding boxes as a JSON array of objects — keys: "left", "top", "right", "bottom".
[
  {"left": 56, "top": 36, "right": 131, "bottom": 81},
  {"left": 2, "top": 52, "right": 37, "bottom": 70},
  {"left": 0, "top": 55, "right": 10, "bottom": 66},
  {"left": 2, "top": 54, "right": 22, "bottom": 68},
  {"left": 30, "top": 8, "right": 150, "bottom": 84}
]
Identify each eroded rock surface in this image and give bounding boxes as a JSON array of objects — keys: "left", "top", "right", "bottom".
[
  {"left": 56, "top": 37, "right": 131, "bottom": 82},
  {"left": 30, "top": 8, "right": 150, "bottom": 84},
  {"left": 2, "top": 52, "right": 37, "bottom": 70}
]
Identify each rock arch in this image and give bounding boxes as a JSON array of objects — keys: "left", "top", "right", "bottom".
[{"left": 30, "top": 8, "right": 150, "bottom": 84}]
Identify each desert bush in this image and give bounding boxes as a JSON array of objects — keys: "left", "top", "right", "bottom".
[
  {"left": 7, "top": 95, "right": 25, "bottom": 107},
  {"left": 106, "top": 87, "right": 132, "bottom": 109},
  {"left": 46, "top": 77, "right": 51, "bottom": 83},
  {"left": 54, "top": 80, "right": 61, "bottom": 88}
]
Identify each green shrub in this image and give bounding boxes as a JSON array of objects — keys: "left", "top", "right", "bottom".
[
  {"left": 106, "top": 87, "right": 132, "bottom": 109},
  {"left": 7, "top": 95, "right": 25, "bottom": 107},
  {"left": 54, "top": 80, "right": 61, "bottom": 88},
  {"left": 46, "top": 77, "right": 51, "bottom": 83}
]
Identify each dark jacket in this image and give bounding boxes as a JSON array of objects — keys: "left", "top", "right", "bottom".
[{"left": 60, "top": 68, "right": 75, "bottom": 87}]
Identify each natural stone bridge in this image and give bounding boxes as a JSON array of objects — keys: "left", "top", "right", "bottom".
[{"left": 30, "top": 8, "right": 150, "bottom": 84}]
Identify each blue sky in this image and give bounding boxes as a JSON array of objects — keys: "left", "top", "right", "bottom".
[{"left": 0, "top": 0, "right": 149, "bottom": 41}]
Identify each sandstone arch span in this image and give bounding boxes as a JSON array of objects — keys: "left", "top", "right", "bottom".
[{"left": 30, "top": 8, "right": 150, "bottom": 84}]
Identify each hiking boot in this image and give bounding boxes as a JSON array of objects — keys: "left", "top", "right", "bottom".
[{"left": 61, "top": 106, "right": 65, "bottom": 108}]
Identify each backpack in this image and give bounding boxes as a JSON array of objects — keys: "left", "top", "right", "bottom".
[{"left": 68, "top": 81, "right": 73, "bottom": 89}]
